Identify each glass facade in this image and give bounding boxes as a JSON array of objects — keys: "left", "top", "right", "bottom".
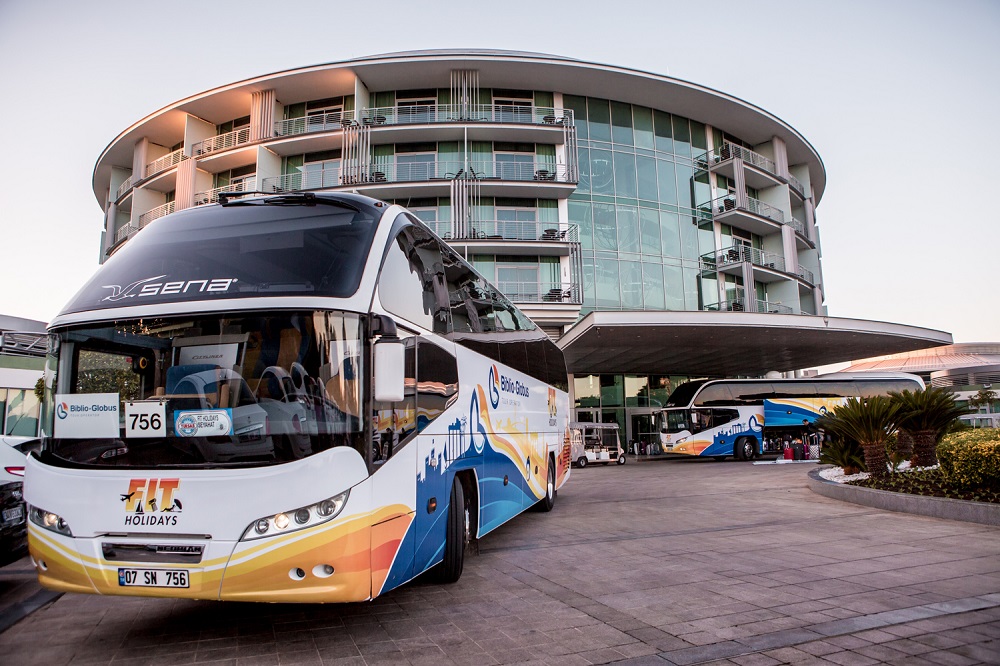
[{"left": 565, "top": 95, "right": 721, "bottom": 314}]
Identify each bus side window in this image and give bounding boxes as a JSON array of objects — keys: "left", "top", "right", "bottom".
[
  {"left": 379, "top": 223, "right": 449, "bottom": 333},
  {"left": 415, "top": 339, "right": 458, "bottom": 433}
]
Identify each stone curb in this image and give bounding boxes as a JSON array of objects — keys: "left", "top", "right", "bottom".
[{"left": 807, "top": 466, "right": 1000, "bottom": 527}]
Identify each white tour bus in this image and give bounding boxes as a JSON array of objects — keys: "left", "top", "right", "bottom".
[
  {"left": 657, "top": 373, "right": 925, "bottom": 460},
  {"left": 25, "top": 192, "right": 571, "bottom": 602}
]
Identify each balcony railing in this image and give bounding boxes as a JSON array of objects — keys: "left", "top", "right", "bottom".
[
  {"left": 192, "top": 126, "right": 252, "bottom": 156},
  {"left": 358, "top": 104, "right": 573, "bottom": 127},
  {"left": 274, "top": 111, "right": 348, "bottom": 136},
  {"left": 462, "top": 220, "right": 579, "bottom": 243},
  {"left": 708, "top": 194, "right": 785, "bottom": 225},
  {"left": 786, "top": 172, "right": 805, "bottom": 197},
  {"left": 145, "top": 148, "right": 186, "bottom": 178},
  {"left": 704, "top": 297, "right": 792, "bottom": 314},
  {"left": 788, "top": 216, "right": 805, "bottom": 236},
  {"left": 795, "top": 265, "right": 815, "bottom": 284},
  {"left": 699, "top": 142, "right": 778, "bottom": 177},
  {"left": 703, "top": 246, "right": 786, "bottom": 273},
  {"left": 115, "top": 222, "right": 138, "bottom": 243},
  {"left": 263, "top": 161, "right": 574, "bottom": 191},
  {"left": 194, "top": 179, "right": 257, "bottom": 206},
  {"left": 138, "top": 201, "right": 175, "bottom": 228},
  {"left": 115, "top": 174, "right": 135, "bottom": 200},
  {"left": 495, "top": 281, "right": 582, "bottom": 304}
]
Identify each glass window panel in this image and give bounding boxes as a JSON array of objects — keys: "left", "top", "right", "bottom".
[
  {"left": 618, "top": 206, "right": 640, "bottom": 254},
  {"left": 694, "top": 171, "right": 711, "bottom": 208},
  {"left": 5, "top": 389, "right": 39, "bottom": 437},
  {"left": 576, "top": 147, "right": 591, "bottom": 192},
  {"left": 637, "top": 156, "right": 658, "bottom": 201},
  {"left": 620, "top": 260, "right": 642, "bottom": 309},
  {"left": 675, "top": 163, "right": 694, "bottom": 210},
  {"left": 625, "top": 375, "right": 649, "bottom": 407},
  {"left": 683, "top": 266, "right": 700, "bottom": 310},
  {"left": 569, "top": 199, "right": 594, "bottom": 251},
  {"left": 582, "top": 255, "right": 596, "bottom": 308},
  {"left": 640, "top": 208, "right": 660, "bottom": 256},
  {"left": 672, "top": 115, "right": 691, "bottom": 158},
  {"left": 613, "top": 151, "right": 637, "bottom": 198},
  {"left": 663, "top": 263, "right": 684, "bottom": 310},
  {"left": 660, "top": 211, "right": 681, "bottom": 258},
  {"left": 611, "top": 102, "right": 634, "bottom": 145},
  {"left": 574, "top": 375, "right": 600, "bottom": 408},
  {"left": 657, "top": 159, "right": 677, "bottom": 204},
  {"left": 0, "top": 388, "right": 6, "bottom": 432},
  {"left": 633, "top": 106, "right": 654, "bottom": 149},
  {"left": 600, "top": 374, "right": 624, "bottom": 407},
  {"left": 691, "top": 121, "right": 707, "bottom": 154},
  {"left": 680, "top": 213, "right": 700, "bottom": 261},
  {"left": 653, "top": 110, "right": 673, "bottom": 153},
  {"left": 563, "top": 94, "right": 588, "bottom": 140},
  {"left": 596, "top": 258, "right": 620, "bottom": 308},
  {"left": 642, "top": 262, "right": 665, "bottom": 310},
  {"left": 588, "top": 98, "right": 612, "bottom": 142},
  {"left": 593, "top": 203, "right": 618, "bottom": 252},
  {"left": 590, "top": 149, "right": 615, "bottom": 195}
]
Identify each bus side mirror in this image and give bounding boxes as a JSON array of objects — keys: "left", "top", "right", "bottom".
[{"left": 374, "top": 339, "right": 405, "bottom": 403}]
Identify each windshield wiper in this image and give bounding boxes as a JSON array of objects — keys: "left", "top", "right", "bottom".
[{"left": 219, "top": 191, "right": 360, "bottom": 211}]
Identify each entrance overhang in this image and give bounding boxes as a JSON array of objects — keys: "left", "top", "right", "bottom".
[{"left": 558, "top": 311, "right": 952, "bottom": 376}]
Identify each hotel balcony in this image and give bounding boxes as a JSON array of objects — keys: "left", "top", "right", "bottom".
[
  {"left": 194, "top": 179, "right": 257, "bottom": 206},
  {"left": 701, "top": 245, "right": 816, "bottom": 287},
  {"left": 115, "top": 174, "right": 136, "bottom": 202},
  {"left": 704, "top": 193, "right": 812, "bottom": 248},
  {"left": 260, "top": 160, "right": 577, "bottom": 199},
  {"left": 424, "top": 220, "right": 580, "bottom": 257},
  {"left": 144, "top": 148, "right": 187, "bottom": 179},
  {"left": 138, "top": 201, "right": 175, "bottom": 228},
  {"left": 271, "top": 105, "right": 574, "bottom": 152},
  {"left": 698, "top": 141, "right": 807, "bottom": 199},
  {"left": 704, "top": 290, "right": 794, "bottom": 315}
]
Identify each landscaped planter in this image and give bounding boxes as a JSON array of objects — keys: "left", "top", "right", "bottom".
[{"left": 808, "top": 466, "right": 1000, "bottom": 526}]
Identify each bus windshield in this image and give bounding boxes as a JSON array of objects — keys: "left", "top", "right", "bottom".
[
  {"left": 661, "top": 410, "right": 691, "bottom": 434},
  {"left": 43, "top": 310, "right": 366, "bottom": 468},
  {"left": 60, "top": 201, "right": 379, "bottom": 315}
]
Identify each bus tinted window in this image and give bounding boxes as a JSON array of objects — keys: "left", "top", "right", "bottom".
[
  {"left": 379, "top": 224, "right": 449, "bottom": 333},
  {"left": 63, "top": 204, "right": 380, "bottom": 314},
  {"left": 693, "top": 383, "right": 734, "bottom": 406}
]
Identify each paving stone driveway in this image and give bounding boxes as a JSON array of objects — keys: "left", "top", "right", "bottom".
[{"left": 1, "top": 459, "right": 998, "bottom": 665}]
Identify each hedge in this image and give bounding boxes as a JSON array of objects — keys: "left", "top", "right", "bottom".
[{"left": 937, "top": 429, "right": 1000, "bottom": 489}]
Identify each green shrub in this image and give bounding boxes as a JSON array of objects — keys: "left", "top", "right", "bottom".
[
  {"left": 819, "top": 437, "right": 866, "bottom": 474},
  {"left": 937, "top": 430, "right": 1000, "bottom": 490}
]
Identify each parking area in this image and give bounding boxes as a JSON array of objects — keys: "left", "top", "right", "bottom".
[{"left": 0, "top": 459, "right": 998, "bottom": 665}]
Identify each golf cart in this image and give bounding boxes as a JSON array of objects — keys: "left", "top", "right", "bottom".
[{"left": 569, "top": 422, "right": 626, "bottom": 467}]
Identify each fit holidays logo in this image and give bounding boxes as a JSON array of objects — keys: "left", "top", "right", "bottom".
[
  {"left": 101, "top": 275, "right": 238, "bottom": 302},
  {"left": 120, "top": 478, "right": 183, "bottom": 526}
]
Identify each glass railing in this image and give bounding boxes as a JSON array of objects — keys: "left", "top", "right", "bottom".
[
  {"left": 757, "top": 299, "right": 793, "bottom": 314},
  {"left": 359, "top": 104, "right": 573, "bottom": 127},
  {"left": 423, "top": 220, "right": 579, "bottom": 242},
  {"left": 144, "top": 148, "right": 186, "bottom": 178},
  {"left": 192, "top": 126, "right": 252, "bottom": 156},
  {"left": 138, "top": 201, "right": 175, "bottom": 227},
  {"left": 495, "top": 281, "right": 581, "bottom": 304},
  {"left": 262, "top": 161, "right": 574, "bottom": 188}
]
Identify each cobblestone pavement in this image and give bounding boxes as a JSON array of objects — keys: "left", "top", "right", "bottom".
[{"left": 1, "top": 459, "right": 998, "bottom": 665}]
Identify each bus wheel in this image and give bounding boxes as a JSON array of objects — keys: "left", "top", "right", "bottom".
[
  {"left": 436, "top": 478, "right": 466, "bottom": 583},
  {"left": 576, "top": 456, "right": 587, "bottom": 468},
  {"left": 535, "top": 459, "right": 556, "bottom": 512},
  {"left": 738, "top": 437, "right": 756, "bottom": 461}
]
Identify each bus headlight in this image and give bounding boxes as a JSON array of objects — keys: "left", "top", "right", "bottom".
[
  {"left": 241, "top": 490, "right": 349, "bottom": 541},
  {"left": 28, "top": 505, "right": 73, "bottom": 537}
]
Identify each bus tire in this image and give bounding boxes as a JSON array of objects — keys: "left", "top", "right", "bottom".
[
  {"left": 576, "top": 456, "right": 587, "bottom": 468},
  {"left": 738, "top": 437, "right": 756, "bottom": 461},
  {"left": 436, "top": 478, "right": 466, "bottom": 584},
  {"left": 535, "top": 457, "right": 556, "bottom": 512}
]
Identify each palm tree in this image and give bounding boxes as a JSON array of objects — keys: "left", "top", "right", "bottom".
[
  {"left": 818, "top": 397, "right": 899, "bottom": 478},
  {"left": 890, "top": 388, "right": 970, "bottom": 468}
]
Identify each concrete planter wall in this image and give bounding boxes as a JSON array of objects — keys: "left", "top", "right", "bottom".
[{"left": 808, "top": 467, "right": 1000, "bottom": 527}]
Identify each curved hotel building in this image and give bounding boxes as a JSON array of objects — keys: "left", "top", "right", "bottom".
[{"left": 91, "top": 50, "right": 949, "bottom": 445}]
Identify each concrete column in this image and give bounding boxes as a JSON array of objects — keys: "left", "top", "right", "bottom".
[
  {"left": 256, "top": 146, "right": 281, "bottom": 192},
  {"left": 732, "top": 158, "right": 748, "bottom": 209},
  {"left": 804, "top": 198, "right": 818, "bottom": 245},
  {"left": 184, "top": 115, "right": 215, "bottom": 157},
  {"left": 103, "top": 204, "right": 117, "bottom": 257},
  {"left": 741, "top": 262, "right": 756, "bottom": 312},
  {"left": 772, "top": 136, "right": 789, "bottom": 178},
  {"left": 354, "top": 77, "right": 370, "bottom": 121},
  {"left": 133, "top": 138, "right": 149, "bottom": 180}
]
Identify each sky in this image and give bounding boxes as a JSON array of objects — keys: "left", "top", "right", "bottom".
[{"left": 0, "top": 0, "right": 997, "bottom": 347}]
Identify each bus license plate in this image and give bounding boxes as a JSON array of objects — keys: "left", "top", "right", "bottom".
[{"left": 118, "top": 568, "right": 189, "bottom": 588}]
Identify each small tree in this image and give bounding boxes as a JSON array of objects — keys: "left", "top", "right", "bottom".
[
  {"left": 968, "top": 388, "right": 998, "bottom": 414},
  {"left": 819, "top": 396, "right": 899, "bottom": 478},
  {"left": 890, "top": 387, "right": 970, "bottom": 468}
]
